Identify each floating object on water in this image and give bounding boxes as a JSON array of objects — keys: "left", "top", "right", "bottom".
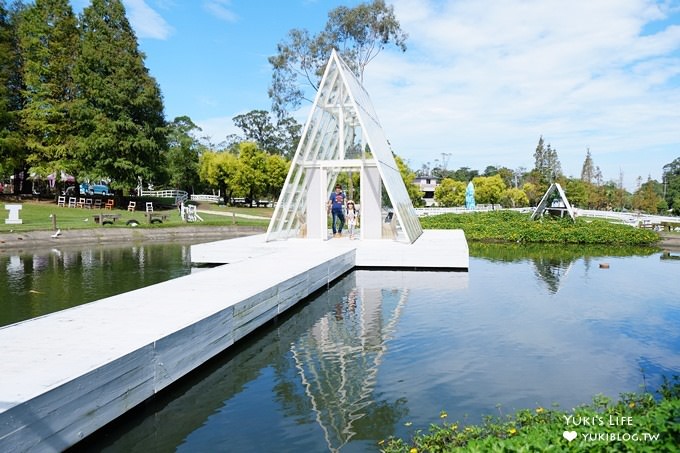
[
  {"left": 599, "top": 263, "right": 610, "bottom": 269},
  {"left": 51, "top": 229, "right": 62, "bottom": 238}
]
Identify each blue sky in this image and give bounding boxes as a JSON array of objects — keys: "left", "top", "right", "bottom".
[{"left": 70, "top": 0, "right": 680, "bottom": 190}]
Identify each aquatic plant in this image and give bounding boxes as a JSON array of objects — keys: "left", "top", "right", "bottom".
[{"left": 420, "top": 211, "right": 660, "bottom": 246}]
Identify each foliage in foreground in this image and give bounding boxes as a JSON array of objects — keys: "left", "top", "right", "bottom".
[
  {"left": 420, "top": 211, "right": 660, "bottom": 245},
  {"left": 381, "top": 377, "right": 680, "bottom": 452}
]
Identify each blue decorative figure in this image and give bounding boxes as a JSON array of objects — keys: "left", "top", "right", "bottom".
[{"left": 465, "top": 181, "right": 476, "bottom": 210}]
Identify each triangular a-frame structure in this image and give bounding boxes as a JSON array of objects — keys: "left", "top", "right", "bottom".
[
  {"left": 531, "top": 182, "right": 576, "bottom": 221},
  {"left": 266, "top": 50, "right": 423, "bottom": 243}
]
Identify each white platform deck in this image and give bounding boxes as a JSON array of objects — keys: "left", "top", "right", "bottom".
[
  {"left": 0, "top": 229, "right": 467, "bottom": 452},
  {"left": 191, "top": 229, "right": 469, "bottom": 270}
]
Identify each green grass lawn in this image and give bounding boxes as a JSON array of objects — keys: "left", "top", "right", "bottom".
[{"left": 0, "top": 200, "right": 270, "bottom": 232}]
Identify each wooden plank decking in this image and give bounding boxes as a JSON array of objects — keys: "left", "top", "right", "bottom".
[
  {"left": 0, "top": 229, "right": 468, "bottom": 451},
  {"left": 0, "top": 247, "right": 355, "bottom": 452}
]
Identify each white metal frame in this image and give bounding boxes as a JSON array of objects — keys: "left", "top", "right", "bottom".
[{"left": 266, "top": 50, "right": 423, "bottom": 243}]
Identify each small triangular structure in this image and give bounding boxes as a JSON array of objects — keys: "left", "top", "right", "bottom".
[
  {"left": 531, "top": 182, "right": 575, "bottom": 221},
  {"left": 266, "top": 50, "right": 423, "bottom": 243}
]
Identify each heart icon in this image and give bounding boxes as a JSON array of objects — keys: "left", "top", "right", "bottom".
[{"left": 563, "top": 430, "right": 577, "bottom": 442}]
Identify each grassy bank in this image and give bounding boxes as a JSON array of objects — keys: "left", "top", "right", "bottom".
[
  {"left": 420, "top": 211, "right": 660, "bottom": 246},
  {"left": 1, "top": 202, "right": 665, "bottom": 247},
  {"left": 0, "top": 200, "right": 270, "bottom": 232},
  {"left": 381, "top": 377, "right": 680, "bottom": 452}
]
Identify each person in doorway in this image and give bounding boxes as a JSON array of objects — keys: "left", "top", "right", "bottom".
[
  {"left": 346, "top": 200, "right": 358, "bottom": 239},
  {"left": 327, "top": 184, "right": 346, "bottom": 237}
]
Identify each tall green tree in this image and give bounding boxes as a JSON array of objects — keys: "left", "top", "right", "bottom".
[
  {"left": 632, "top": 176, "right": 663, "bottom": 214},
  {"left": 264, "top": 153, "right": 289, "bottom": 202},
  {"left": 662, "top": 157, "right": 680, "bottom": 214},
  {"left": 565, "top": 178, "right": 589, "bottom": 208},
  {"left": 198, "top": 150, "right": 239, "bottom": 205},
  {"left": 231, "top": 109, "right": 301, "bottom": 158},
  {"left": 268, "top": 0, "right": 407, "bottom": 117},
  {"left": 450, "top": 166, "right": 479, "bottom": 182},
  {"left": 522, "top": 181, "right": 541, "bottom": 206},
  {"left": 75, "top": 0, "right": 166, "bottom": 190},
  {"left": 16, "top": 0, "right": 81, "bottom": 183},
  {"left": 434, "top": 178, "right": 465, "bottom": 207},
  {"left": 533, "top": 135, "right": 562, "bottom": 185},
  {"left": 0, "top": 0, "right": 24, "bottom": 178},
  {"left": 580, "top": 148, "right": 601, "bottom": 184},
  {"left": 501, "top": 187, "right": 529, "bottom": 208},
  {"left": 232, "top": 142, "right": 268, "bottom": 204},
  {"left": 165, "top": 116, "right": 205, "bottom": 193},
  {"left": 473, "top": 174, "right": 506, "bottom": 208}
]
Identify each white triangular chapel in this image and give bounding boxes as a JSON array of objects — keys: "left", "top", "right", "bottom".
[
  {"left": 531, "top": 182, "right": 576, "bottom": 221},
  {"left": 266, "top": 50, "right": 423, "bottom": 243}
]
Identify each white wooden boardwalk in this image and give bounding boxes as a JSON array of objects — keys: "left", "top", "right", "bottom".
[
  {"left": 191, "top": 229, "right": 469, "bottom": 270},
  {"left": 0, "top": 229, "right": 467, "bottom": 452}
]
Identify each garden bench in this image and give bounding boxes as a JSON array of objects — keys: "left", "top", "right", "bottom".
[
  {"left": 93, "top": 213, "right": 121, "bottom": 225},
  {"left": 145, "top": 212, "right": 168, "bottom": 224},
  {"left": 660, "top": 221, "right": 680, "bottom": 232}
]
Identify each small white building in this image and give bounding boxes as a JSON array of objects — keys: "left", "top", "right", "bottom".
[{"left": 413, "top": 175, "right": 440, "bottom": 207}]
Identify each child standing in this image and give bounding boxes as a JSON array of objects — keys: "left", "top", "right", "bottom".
[{"left": 346, "top": 200, "right": 358, "bottom": 240}]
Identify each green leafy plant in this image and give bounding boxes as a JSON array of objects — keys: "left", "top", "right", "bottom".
[
  {"left": 420, "top": 211, "right": 660, "bottom": 246},
  {"left": 381, "top": 377, "right": 680, "bottom": 452}
]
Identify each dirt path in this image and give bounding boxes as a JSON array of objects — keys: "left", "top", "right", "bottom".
[{"left": 196, "top": 209, "right": 270, "bottom": 220}]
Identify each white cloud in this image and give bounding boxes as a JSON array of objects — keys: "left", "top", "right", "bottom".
[
  {"left": 360, "top": 0, "right": 680, "bottom": 187},
  {"left": 195, "top": 116, "right": 239, "bottom": 146},
  {"left": 124, "top": 0, "right": 173, "bottom": 40},
  {"left": 203, "top": 0, "right": 239, "bottom": 23}
]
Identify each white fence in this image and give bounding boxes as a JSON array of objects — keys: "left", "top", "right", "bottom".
[
  {"left": 575, "top": 209, "right": 678, "bottom": 227},
  {"left": 414, "top": 206, "right": 679, "bottom": 229},
  {"left": 140, "top": 189, "right": 188, "bottom": 204},
  {"left": 415, "top": 205, "right": 500, "bottom": 216},
  {"left": 190, "top": 194, "right": 220, "bottom": 203}
]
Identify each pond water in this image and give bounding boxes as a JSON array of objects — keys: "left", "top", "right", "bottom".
[
  {"left": 0, "top": 242, "right": 199, "bottom": 328},
  {"left": 51, "top": 242, "right": 678, "bottom": 453}
]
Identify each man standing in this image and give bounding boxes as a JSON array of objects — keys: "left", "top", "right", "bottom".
[{"left": 327, "top": 183, "right": 346, "bottom": 237}]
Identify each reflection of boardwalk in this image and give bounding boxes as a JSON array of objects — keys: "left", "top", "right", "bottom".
[{"left": 291, "top": 278, "right": 409, "bottom": 452}]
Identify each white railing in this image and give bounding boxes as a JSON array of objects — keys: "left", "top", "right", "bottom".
[
  {"left": 415, "top": 205, "right": 679, "bottom": 228},
  {"left": 190, "top": 194, "right": 220, "bottom": 203},
  {"left": 140, "top": 189, "right": 188, "bottom": 204},
  {"left": 415, "top": 205, "right": 499, "bottom": 216},
  {"left": 576, "top": 209, "right": 678, "bottom": 226}
]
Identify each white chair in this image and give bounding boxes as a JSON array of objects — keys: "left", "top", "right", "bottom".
[
  {"left": 68, "top": 197, "right": 76, "bottom": 208},
  {"left": 57, "top": 196, "right": 66, "bottom": 207},
  {"left": 145, "top": 202, "right": 153, "bottom": 213},
  {"left": 127, "top": 201, "right": 136, "bottom": 212}
]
